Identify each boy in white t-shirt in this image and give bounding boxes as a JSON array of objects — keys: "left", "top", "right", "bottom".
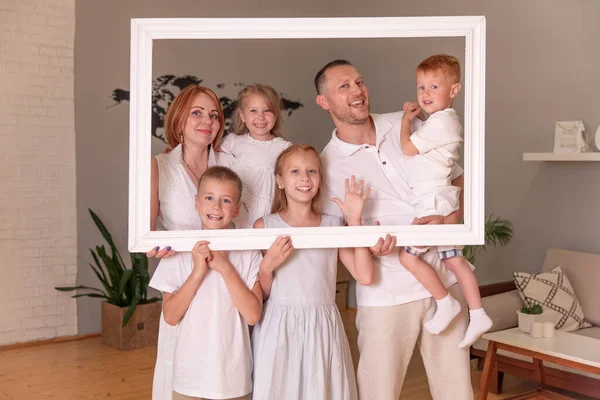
[
  {"left": 150, "top": 166, "right": 264, "bottom": 400},
  {"left": 398, "top": 54, "right": 492, "bottom": 348}
]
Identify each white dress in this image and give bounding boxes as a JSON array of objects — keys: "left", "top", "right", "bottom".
[
  {"left": 219, "top": 133, "right": 292, "bottom": 228},
  {"left": 251, "top": 213, "right": 358, "bottom": 400},
  {"left": 152, "top": 144, "right": 233, "bottom": 400}
]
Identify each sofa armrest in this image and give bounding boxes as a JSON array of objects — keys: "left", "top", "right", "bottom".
[
  {"left": 479, "top": 280, "right": 516, "bottom": 297},
  {"left": 481, "top": 289, "right": 522, "bottom": 332}
]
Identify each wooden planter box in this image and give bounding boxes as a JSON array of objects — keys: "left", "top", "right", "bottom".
[{"left": 101, "top": 301, "right": 161, "bottom": 350}]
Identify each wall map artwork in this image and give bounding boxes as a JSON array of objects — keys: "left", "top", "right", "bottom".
[{"left": 109, "top": 75, "right": 304, "bottom": 143}]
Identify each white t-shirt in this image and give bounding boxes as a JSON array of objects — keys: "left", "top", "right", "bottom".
[
  {"left": 149, "top": 251, "right": 261, "bottom": 398},
  {"left": 406, "top": 108, "right": 463, "bottom": 217},
  {"left": 321, "top": 111, "right": 463, "bottom": 307}
]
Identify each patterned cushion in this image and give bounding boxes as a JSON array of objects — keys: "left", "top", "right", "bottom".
[{"left": 513, "top": 265, "right": 592, "bottom": 332}]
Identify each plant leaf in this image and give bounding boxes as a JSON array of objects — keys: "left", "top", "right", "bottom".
[
  {"left": 90, "top": 209, "right": 121, "bottom": 260},
  {"left": 532, "top": 304, "right": 544, "bottom": 315},
  {"left": 89, "top": 263, "right": 114, "bottom": 297},
  {"left": 89, "top": 249, "right": 119, "bottom": 303},
  {"left": 135, "top": 254, "right": 149, "bottom": 301},
  {"left": 88, "top": 263, "right": 110, "bottom": 290},
  {"left": 70, "top": 293, "right": 111, "bottom": 300},
  {"left": 468, "top": 214, "right": 514, "bottom": 264},
  {"left": 463, "top": 245, "right": 477, "bottom": 264},
  {"left": 118, "top": 269, "right": 134, "bottom": 297},
  {"left": 85, "top": 209, "right": 154, "bottom": 313},
  {"left": 97, "top": 245, "right": 123, "bottom": 304},
  {"left": 90, "top": 208, "right": 126, "bottom": 274},
  {"left": 483, "top": 215, "right": 514, "bottom": 250},
  {"left": 55, "top": 286, "right": 83, "bottom": 291},
  {"left": 124, "top": 253, "right": 138, "bottom": 303},
  {"left": 90, "top": 249, "right": 108, "bottom": 284},
  {"left": 144, "top": 297, "right": 162, "bottom": 304},
  {"left": 55, "top": 285, "right": 106, "bottom": 295},
  {"left": 89, "top": 209, "right": 112, "bottom": 246},
  {"left": 520, "top": 305, "right": 531, "bottom": 314},
  {"left": 98, "top": 244, "right": 125, "bottom": 276},
  {"left": 122, "top": 295, "right": 141, "bottom": 327}
]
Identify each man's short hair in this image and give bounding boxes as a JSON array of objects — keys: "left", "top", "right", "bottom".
[
  {"left": 314, "top": 59, "right": 353, "bottom": 94},
  {"left": 197, "top": 165, "right": 243, "bottom": 202},
  {"left": 416, "top": 54, "right": 461, "bottom": 84}
]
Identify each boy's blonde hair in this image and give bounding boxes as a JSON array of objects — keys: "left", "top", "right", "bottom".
[
  {"left": 197, "top": 166, "right": 243, "bottom": 202},
  {"left": 271, "top": 144, "right": 323, "bottom": 215},
  {"left": 416, "top": 54, "right": 461, "bottom": 84},
  {"left": 232, "top": 84, "right": 283, "bottom": 137}
]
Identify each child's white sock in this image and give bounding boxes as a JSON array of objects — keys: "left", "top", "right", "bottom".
[
  {"left": 424, "top": 294, "right": 462, "bottom": 335},
  {"left": 458, "top": 308, "right": 493, "bottom": 349}
]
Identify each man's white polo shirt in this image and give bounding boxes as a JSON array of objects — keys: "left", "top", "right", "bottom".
[{"left": 321, "top": 111, "right": 462, "bottom": 307}]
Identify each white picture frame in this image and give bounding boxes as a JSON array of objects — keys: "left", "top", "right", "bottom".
[{"left": 128, "top": 16, "right": 486, "bottom": 251}]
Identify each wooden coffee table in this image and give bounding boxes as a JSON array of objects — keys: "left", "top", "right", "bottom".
[{"left": 477, "top": 328, "right": 600, "bottom": 400}]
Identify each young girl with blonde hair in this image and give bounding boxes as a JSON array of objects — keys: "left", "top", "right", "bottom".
[
  {"left": 219, "top": 84, "right": 292, "bottom": 228},
  {"left": 251, "top": 144, "right": 373, "bottom": 400}
]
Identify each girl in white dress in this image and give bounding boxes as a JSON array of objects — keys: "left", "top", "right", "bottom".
[
  {"left": 251, "top": 144, "right": 374, "bottom": 400},
  {"left": 148, "top": 85, "right": 235, "bottom": 400},
  {"left": 219, "top": 84, "right": 292, "bottom": 228}
]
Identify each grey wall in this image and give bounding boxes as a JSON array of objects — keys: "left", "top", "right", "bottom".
[{"left": 75, "top": 0, "right": 600, "bottom": 333}]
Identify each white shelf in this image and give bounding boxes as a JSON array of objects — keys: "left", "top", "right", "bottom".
[{"left": 523, "top": 152, "right": 600, "bottom": 162}]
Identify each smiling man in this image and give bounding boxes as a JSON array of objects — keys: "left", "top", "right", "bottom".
[{"left": 316, "top": 59, "right": 473, "bottom": 400}]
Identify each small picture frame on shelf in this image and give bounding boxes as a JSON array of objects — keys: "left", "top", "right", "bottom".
[{"left": 553, "top": 120, "right": 587, "bottom": 153}]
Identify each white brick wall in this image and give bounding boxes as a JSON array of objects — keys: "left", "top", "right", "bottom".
[{"left": 0, "top": 0, "right": 77, "bottom": 345}]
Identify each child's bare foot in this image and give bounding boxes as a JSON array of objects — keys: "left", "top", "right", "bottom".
[{"left": 424, "top": 294, "right": 461, "bottom": 335}]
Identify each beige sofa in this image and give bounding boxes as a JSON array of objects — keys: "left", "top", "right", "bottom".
[{"left": 470, "top": 248, "right": 600, "bottom": 398}]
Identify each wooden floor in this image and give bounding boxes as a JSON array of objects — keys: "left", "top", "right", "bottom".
[{"left": 0, "top": 309, "right": 588, "bottom": 400}]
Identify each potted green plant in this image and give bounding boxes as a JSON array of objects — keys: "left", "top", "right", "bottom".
[
  {"left": 517, "top": 304, "right": 544, "bottom": 333},
  {"left": 463, "top": 214, "right": 514, "bottom": 265},
  {"left": 55, "top": 209, "right": 161, "bottom": 350}
]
